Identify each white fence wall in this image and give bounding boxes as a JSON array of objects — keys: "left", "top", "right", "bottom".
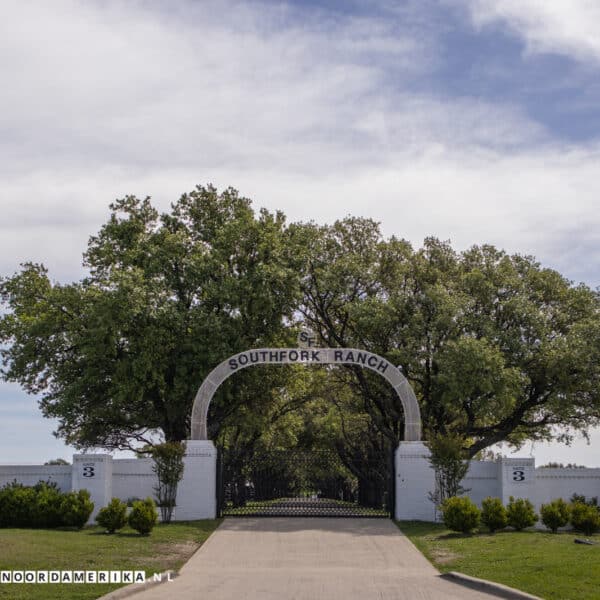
[
  {"left": 0, "top": 465, "right": 72, "bottom": 491},
  {"left": 111, "top": 458, "right": 156, "bottom": 502},
  {"left": 462, "top": 460, "right": 501, "bottom": 506},
  {"left": 2, "top": 448, "right": 600, "bottom": 523},
  {"left": 532, "top": 468, "right": 600, "bottom": 510}
]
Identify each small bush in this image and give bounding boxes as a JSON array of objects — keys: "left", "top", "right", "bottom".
[
  {"left": 481, "top": 497, "right": 507, "bottom": 533},
  {"left": 0, "top": 480, "right": 93, "bottom": 529},
  {"left": 506, "top": 496, "right": 538, "bottom": 531},
  {"left": 570, "top": 502, "right": 600, "bottom": 536},
  {"left": 540, "top": 499, "right": 570, "bottom": 533},
  {"left": 441, "top": 496, "right": 480, "bottom": 533},
  {"left": 0, "top": 481, "right": 35, "bottom": 527},
  {"left": 96, "top": 498, "right": 128, "bottom": 533},
  {"left": 128, "top": 497, "right": 158, "bottom": 535},
  {"left": 60, "top": 490, "right": 94, "bottom": 529},
  {"left": 31, "top": 481, "right": 63, "bottom": 528},
  {"left": 570, "top": 494, "right": 599, "bottom": 508}
]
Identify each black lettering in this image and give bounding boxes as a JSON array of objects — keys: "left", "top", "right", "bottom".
[
  {"left": 289, "top": 350, "right": 298, "bottom": 361},
  {"left": 279, "top": 351, "right": 287, "bottom": 361},
  {"left": 229, "top": 358, "right": 238, "bottom": 370},
  {"left": 300, "top": 350, "right": 310, "bottom": 360},
  {"left": 334, "top": 350, "right": 343, "bottom": 361},
  {"left": 299, "top": 331, "right": 308, "bottom": 342},
  {"left": 269, "top": 351, "right": 279, "bottom": 361},
  {"left": 238, "top": 354, "right": 248, "bottom": 366},
  {"left": 377, "top": 360, "right": 388, "bottom": 374},
  {"left": 259, "top": 351, "right": 269, "bottom": 361},
  {"left": 346, "top": 351, "right": 354, "bottom": 362},
  {"left": 356, "top": 352, "right": 367, "bottom": 365},
  {"left": 367, "top": 355, "right": 378, "bottom": 367},
  {"left": 249, "top": 352, "right": 259, "bottom": 363},
  {"left": 311, "top": 351, "right": 321, "bottom": 361}
]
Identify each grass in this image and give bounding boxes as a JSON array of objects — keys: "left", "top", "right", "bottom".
[
  {"left": 398, "top": 520, "right": 600, "bottom": 600},
  {"left": 0, "top": 519, "right": 221, "bottom": 600}
]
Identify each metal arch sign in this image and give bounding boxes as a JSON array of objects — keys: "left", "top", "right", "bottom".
[{"left": 190, "top": 348, "right": 422, "bottom": 442}]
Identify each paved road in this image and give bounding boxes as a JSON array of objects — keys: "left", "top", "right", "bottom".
[{"left": 129, "top": 518, "right": 499, "bottom": 600}]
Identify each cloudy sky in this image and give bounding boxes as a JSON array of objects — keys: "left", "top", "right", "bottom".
[{"left": 1, "top": 0, "right": 599, "bottom": 465}]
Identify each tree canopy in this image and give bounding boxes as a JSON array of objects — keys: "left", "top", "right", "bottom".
[{"left": 1, "top": 185, "right": 599, "bottom": 461}]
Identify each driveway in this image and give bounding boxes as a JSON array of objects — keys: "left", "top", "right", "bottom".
[{"left": 129, "top": 518, "right": 500, "bottom": 599}]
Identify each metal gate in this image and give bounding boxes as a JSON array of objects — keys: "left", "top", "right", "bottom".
[{"left": 217, "top": 448, "right": 395, "bottom": 518}]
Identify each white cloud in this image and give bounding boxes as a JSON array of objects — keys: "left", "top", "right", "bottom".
[
  {"left": 1, "top": 0, "right": 599, "bottom": 462},
  {"left": 460, "top": 0, "right": 600, "bottom": 63}
]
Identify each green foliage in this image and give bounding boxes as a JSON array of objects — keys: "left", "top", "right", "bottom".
[
  {"left": 1, "top": 191, "right": 600, "bottom": 462},
  {"left": 128, "top": 497, "right": 158, "bottom": 535},
  {"left": 540, "top": 499, "right": 571, "bottom": 533},
  {"left": 570, "top": 502, "right": 600, "bottom": 536},
  {"left": 441, "top": 496, "right": 481, "bottom": 534},
  {"left": 506, "top": 496, "right": 538, "bottom": 531},
  {"left": 570, "top": 493, "right": 598, "bottom": 507},
  {"left": 427, "top": 433, "right": 469, "bottom": 508},
  {"left": 59, "top": 490, "right": 94, "bottom": 529},
  {"left": 96, "top": 498, "right": 128, "bottom": 533},
  {"left": 0, "top": 480, "right": 93, "bottom": 529},
  {"left": 151, "top": 442, "right": 186, "bottom": 523},
  {"left": 0, "top": 186, "right": 300, "bottom": 450},
  {"left": 298, "top": 223, "right": 600, "bottom": 457},
  {"left": 481, "top": 497, "right": 508, "bottom": 533}
]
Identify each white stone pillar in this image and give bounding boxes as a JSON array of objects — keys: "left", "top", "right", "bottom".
[
  {"left": 172, "top": 440, "right": 217, "bottom": 520},
  {"left": 71, "top": 453, "right": 113, "bottom": 522},
  {"left": 395, "top": 441, "right": 436, "bottom": 521},
  {"left": 498, "top": 457, "right": 536, "bottom": 504}
]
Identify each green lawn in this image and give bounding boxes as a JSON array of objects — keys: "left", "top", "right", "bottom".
[
  {"left": 398, "top": 520, "right": 600, "bottom": 600},
  {"left": 0, "top": 520, "right": 221, "bottom": 600}
]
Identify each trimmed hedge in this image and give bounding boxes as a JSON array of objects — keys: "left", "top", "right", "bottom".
[
  {"left": 128, "top": 497, "right": 158, "bottom": 535},
  {"left": 441, "top": 496, "right": 480, "bottom": 533},
  {"left": 0, "top": 480, "right": 93, "bottom": 529}
]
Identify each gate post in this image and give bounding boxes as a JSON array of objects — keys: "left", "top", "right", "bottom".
[
  {"left": 174, "top": 440, "right": 217, "bottom": 520},
  {"left": 71, "top": 453, "right": 113, "bottom": 523},
  {"left": 395, "top": 442, "right": 435, "bottom": 521}
]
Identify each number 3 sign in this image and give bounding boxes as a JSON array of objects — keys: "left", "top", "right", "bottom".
[
  {"left": 82, "top": 464, "right": 95, "bottom": 478},
  {"left": 512, "top": 469, "right": 525, "bottom": 482}
]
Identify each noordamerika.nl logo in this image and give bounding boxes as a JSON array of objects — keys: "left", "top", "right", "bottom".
[{"left": 0, "top": 571, "right": 174, "bottom": 584}]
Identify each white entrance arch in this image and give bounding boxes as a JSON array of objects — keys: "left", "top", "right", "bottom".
[{"left": 190, "top": 347, "right": 422, "bottom": 441}]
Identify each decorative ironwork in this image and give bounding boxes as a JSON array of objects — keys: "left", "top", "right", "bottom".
[{"left": 218, "top": 449, "right": 395, "bottom": 518}]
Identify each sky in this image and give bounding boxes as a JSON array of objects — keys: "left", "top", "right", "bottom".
[{"left": 1, "top": 0, "right": 599, "bottom": 465}]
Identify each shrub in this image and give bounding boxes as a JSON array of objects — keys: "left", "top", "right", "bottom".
[
  {"left": 570, "top": 502, "right": 600, "bottom": 536},
  {"left": 0, "top": 482, "right": 36, "bottom": 527},
  {"left": 151, "top": 442, "right": 186, "bottom": 523},
  {"left": 570, "top": 494, "right": 599, "bottom": 509},
  {"left": 481, "top": 497, "right": 507, "bottom": 533},
  {"left": 128, "top": 497, "right": 158, "bottom": 535},
  {"left": 441, "top": 496, "right": 480, "bottom": 534},
  {"left": 60, "top": 490, "right": 94, "bottom": 529},
  {"left": 31, "top": 481, "right": 63, "bottom": 527},
  {"left": 506, "top": 496, "right": 538, "bottom": 531},
  {"left": 96, "top": 498, "right": 128, "bottom": 533},
  {"left": 0, "top": 480, "right": 93, "bottom": 529},
  {"left": 540, "top": 499, "right": 570, "bottom": 533}
]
